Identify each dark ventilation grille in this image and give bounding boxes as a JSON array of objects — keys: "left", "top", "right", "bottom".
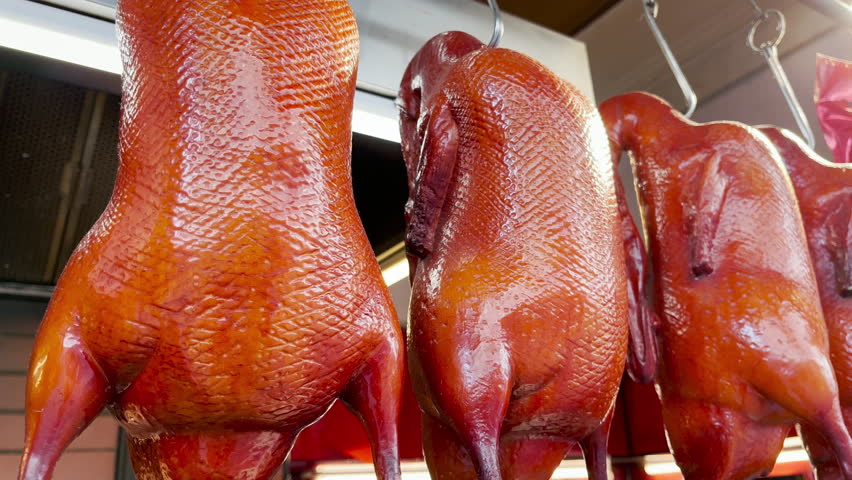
[
  {"left": 54, "top": 94, "right": 120, "bottom": 278},
  {"left": 0, "top": 67, "right": 407, "bottom": 289},
  {"left": 351, "top": 132, "right": 407, "bottom": 255},
  {"left": 0, "top": 71, "right": 88, "bottom": 284}
]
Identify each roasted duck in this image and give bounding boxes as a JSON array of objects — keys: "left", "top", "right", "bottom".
[
  {"left": 760, "top": 126, "right": 851, "bottom": 480},
  {"left": 599, "top": 91, "right": 852, "bottom": 480},
  {"left": 18, "top": 1, "right": 403, "bottom": 479},
  {"left": 398, "top": 31, "right": 653, "bottom": 480}
]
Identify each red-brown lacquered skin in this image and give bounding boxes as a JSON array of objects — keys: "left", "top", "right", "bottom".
[
  {"left": 18, "top": 1, "right": 404, "bottom": 479},
  {"left": 760, "top": 126, "right": 852, "bottom": 480},
  {"left": 398, "top": 31, "right": 630, "bottom": 480},
  {"left": 599, "top": 92, "right": 852, "bottom": 480}
]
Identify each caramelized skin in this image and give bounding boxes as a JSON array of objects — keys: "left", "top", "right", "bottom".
[
  {"left": 18, "top": 1, "right": 403, "bottom": 479},
  {"left": 398, "top": 31, "right": 631, "bottom": 480},
  {"left": 760, "top": 126, "right": 852, "bottom": 480},
  {"left": 600, "top": 92, "right": 852, "bottom": 480}
]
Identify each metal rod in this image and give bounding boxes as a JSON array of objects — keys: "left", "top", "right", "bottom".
[
  {"left": 282, "top": 456, "right": 291, "bottom": 480},
  {"left": 797, "top": 0, "right": 852, "bottom": 29},
  {"left": 53, "top": 92, "right": 107, "bottom": 280},
  {"left": 640, "top": 0, "right": 698, "bottom": 118},
  {"left": 747, "top": 7, "right": 817, "bottom": 148},
  {"left": 43, "top": 90, "right": 96, "bottom": 282},
  {"left": 761, "top": 45, "right": 817, "bottom": 148},
  {"left": 114, "top": 428, "right": 134, "bottom": 480},
  {"left": 749, "top": 0, "right": 764, "bottom": 13},
  {"left": 487, "top": 0, "right": 504, "bottom": 48},
  {"left": 0, "top": 282, "right": 55, "bottom": 299},
  {"left": 0, "top": 71, "right": 8, "bottom": 105}
]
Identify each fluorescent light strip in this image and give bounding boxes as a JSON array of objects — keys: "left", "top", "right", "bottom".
[
  {"left": 0, "top": 1, "right": 401, "bottom": 143},
  {"left": 380, "top": 257, "right": 409, "bottom": 286},
  {"left": 776, "top": 448, "right": 811, "bottom": 464},
  {"left": 312, "top": 443, "right": 814, "bottom": 480},
  {"left": 312, "top": 437, "right": 814, "bottom": 479},
  {"left": 332, "top": 474, "right": 429, "bottom": 480},
  {"left": 314, "top": 461, "right": 430, "bottom": 480},
  {"left": 643, "top": 436, "right": 811, "bottom": 476},
  {"left": 643, "top": 461, "right": 683, "bottom": 476},
  {"left": 783, "top": 435, "right": 804, "bottom": 449},
  {"left": 644, "top": 448, "right": 812, "bottom": 475},
  {"left": 352, "top": 109, "right": 401, "bottom": 143},
  {"left": 0, "top": 15, "right": 121, "bottom": 74},
  {"left": 313, "top": 459, "right": 593, "bottom": 480},
  {"left": 550, "top": 463, "right": 594, "bottom": 479}
]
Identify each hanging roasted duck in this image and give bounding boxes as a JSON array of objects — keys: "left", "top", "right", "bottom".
[
  {"left": 599, "top": 91, "right": 852, "bottom": 480},
  {"left": 18, "top": 1, "right": 404, "bottom": 479},
  {"left": 398, "top": 31, "right": 656, "bottom": 480},
  {"left": 759, "top": 125, "right": 851, "bottom": 480}
]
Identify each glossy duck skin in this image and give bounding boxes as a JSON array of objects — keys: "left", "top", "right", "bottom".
[
  {"left": 599, "top": 92, "right": 852, "bottom": 480},
  {"left": 18, "top": 1, "right": 403, "bottom": 479},
  {"left": 760, "top": 126, "right": 852, "bottom": 480},
  {"left": 398, "top": 31, "right": 632, "bottom": 480}
]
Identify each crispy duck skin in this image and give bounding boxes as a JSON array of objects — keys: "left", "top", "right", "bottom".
[
  {"left": 599, "top": 91, "right": 852, "bottom": 480},
  {"left": 760, "top": 126, "right": 852, "bottom": 480},
  {"left": 18, "top": 1, "right": 403, "bottom": 479},
  {"left": 397, "top": 31, "right": 647, "bottom": 480}
]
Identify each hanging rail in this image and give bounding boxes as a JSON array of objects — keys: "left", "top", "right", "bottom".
[
  {"left": 640, "top": 0, "right": 698, "bottom": 118},
  {"left": 487, "top": 0, "right": 504, "bottom": 48},
  {"left": 747, "top": 1, "right": 817, "bottom": 148}
]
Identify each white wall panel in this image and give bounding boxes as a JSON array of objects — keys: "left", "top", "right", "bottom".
[
  {"left": 0, "top": 414, "right": 118, "bottom": 451},
  {"left": 0, "top": 299, "right": 44, "bottom": 335},
  {"left": 577, "top": 0, "right": 836, "bottom": 110},
  {"left": 693, "top": 28, "right": 852, "bottom": 160},
  {"left": 351, "top": 0, "right": 595, "bottom": 99},
  {"left": 0, "top": 451, "right": 116, "bottom": 480},
  {"left": 0, "top": 336, "right": 33, "bottom": 374},
  {"left": 0, "top": 375, "right": 26, "bottom": 411}
]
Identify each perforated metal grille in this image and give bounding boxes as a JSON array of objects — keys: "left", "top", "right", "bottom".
[
  {"left": 0, "top": 71, "right": 87, "bottom": 284},
  {"left": 55, "top": 94, "right": 120, "bottom": 277},
  {"left": 0, "top": 68, "right": 405, "bottom": 287}
]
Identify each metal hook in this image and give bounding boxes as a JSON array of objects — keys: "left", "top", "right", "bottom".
[
  {"left": 747, "top": 5, "right": 786, "bottom": 51},
  {"left": 487, "top": 0, "right": 504, "bottom": 48},
  {"left": 747, "top": 5, "right": 816, "bottom": 148},
  {"left": 640, "top": 0, "right": 698, "bottom": 118},
  {"left": 748, "top": 0, "right": 764, "bottom": 14}
]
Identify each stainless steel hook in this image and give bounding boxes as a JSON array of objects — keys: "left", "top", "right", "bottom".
[
  {"left": 748, "top": 0, "right": 764, "bottom": 14},
  {"left": 747, "top": 4, "right": 817, "bottom": 148},
  {"left": 487, "top": 0, "right": 504, "bottom": 48},
  {"left": 640, "top": 0, "right": 698, "bottom": 118}
]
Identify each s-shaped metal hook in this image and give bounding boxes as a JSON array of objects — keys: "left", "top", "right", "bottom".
[
  {"left": 641, "top": 0, "right": 698, "bottom": 118},
  {"left": 487, "top": 0, "right": 504, "bottom": 48},
  {"left": 747, "top": 0, "right": 816, "bottom": 148}
]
